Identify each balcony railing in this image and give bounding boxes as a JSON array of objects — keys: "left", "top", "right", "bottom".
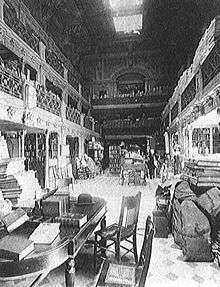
[
  {"left": 84, "top": 115, "right": 93, "bottom": 130},
  {"left": 0, "top": 66, "right": 23, "bottom": 99},
  {"left": 36, "top": 90, "right": 61, "bottom": 116},
  {"left": 66, "top": 106, "right": 81, "bottom": 125},
  {"left": 202, "top": 39, "right": 220, "bottom": 88},
  {"left": 92, "top": 87, "right": 171, "bottom": 106},
  {"left": 103, "top": 118, "right": 160, "bottom": 129},
  {"left": 94, "top": 121, "right": 101, "bottom": 134}
]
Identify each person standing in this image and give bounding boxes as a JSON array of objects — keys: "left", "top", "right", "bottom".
[{"left": 148, "top": 150, "right": 155, "bottom": 179}]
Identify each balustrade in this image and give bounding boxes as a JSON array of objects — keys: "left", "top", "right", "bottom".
[
  {"left": 94, "top": 121, "right": 101, "bottom": 133},
  {"left": 103, "top": 118, "right": 160, "bottom": 129},
  {"left": 93, "top": 87, "right": 171, "bottom": 106},
  {"left": 202, "top": 40, "right": 220, "bottom": 88},
  {"left": 66, "top": 106, "right": 81, "bottom": 125},
  {"left": 181, "top": 76, "right": 196, "bottom": 111},
  {"left": 83, "top": 115, "right": 93, "bottom": 130},
  {"left": 0, "top": 66, "right": 23, "bottom": 99},
  {"left": 36, "top": 90, "right": 61, "bottom": 116},
  {"left": 3, "top": 4, "right": 40, "bottom": 54},
  {"left": 171, "top": 102, "right": 179, "bottom": 122}
]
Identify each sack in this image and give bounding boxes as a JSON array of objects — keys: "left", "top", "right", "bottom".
[
  {"left": 195, "top": 187, "right": 220, "bottom": 225},
  {"left": 180, "top": 200, "right": 213, "bottom": 262},
  {"left": 174, "top": 181, "right": 196, "bottom": 202},
  {"left": 172, "top": 198, "right": 183, "bottom": 246}
]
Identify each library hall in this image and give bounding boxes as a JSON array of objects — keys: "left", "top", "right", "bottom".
[{"left": 1, "top": 0, "right": 220, "bottom": 286}]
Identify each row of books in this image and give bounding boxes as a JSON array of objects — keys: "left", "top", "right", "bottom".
[{"left": 182, "top": 159, "right": 220, "bottom": 187}]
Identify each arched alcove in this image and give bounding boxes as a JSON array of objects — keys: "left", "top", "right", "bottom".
[{"left": 116, "top": 72, "right": 145, "bottom": 96}]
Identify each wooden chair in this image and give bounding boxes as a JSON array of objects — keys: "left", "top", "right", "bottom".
[
  {"left": 95, "top": 215, "right": 154, "bottom": 287},
  {"left": 94, "top": 192, "right": 141, "bottom": 271}
]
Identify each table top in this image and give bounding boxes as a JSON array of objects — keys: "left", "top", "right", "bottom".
[
  {"left": 0, "top": 197, "right": 107, "bottom": 279},
  {"left": 122, "top": 163, "right": 146, "bottom": 171}
]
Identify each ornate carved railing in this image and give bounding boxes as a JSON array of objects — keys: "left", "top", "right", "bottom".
[
  {"left": 67, "top": 71, "right": 79, "bottom": 92},
  {"left": 94, "top": 121, "right": 101, "bottom": 134},
  {"left": 0, "top": 66, "right": 23, "bottom": 99},
  {"left": 103, "top": 118, "right": 160, "bottom": 129},
  {"left": 92, "top": 90, "right": 171, "bottom": 106},
  {"left": 66, "top": 106, "right": 81, "bottom": 125},
  {"left": 202, "top": 40, "right": 220, "bottom": 88},
  {"left": 181, "top": 76, "right": 196, "bottom": 111},
  {"left": 36, "top": 90, "right": 61, "bottom": 116},
  {"left": 3, "top": 3, "right": 40, "bottom": 54},
  {"left": 83, "top": 115, "right": 93, "bottom": 130},
  {"left": 171, "top": 102, "right": 179, "bottom": 122},
  {"left": 45, "top": 48, "right": 64, "bottom": 78}
]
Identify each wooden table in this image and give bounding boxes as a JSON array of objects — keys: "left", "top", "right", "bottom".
[
  {"left": 120, "top": 163, "right": 147, "bottom": 185},
  {"left": 0, "top": 197, "right": 107, "bottom": 287}
]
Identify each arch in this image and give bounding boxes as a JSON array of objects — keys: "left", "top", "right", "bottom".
[{"left": 111, "top": 65, "right": 154, "bottom": 81}]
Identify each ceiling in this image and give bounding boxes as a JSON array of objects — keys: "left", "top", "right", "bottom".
[
  {"left": 21, "top": 0, "right": 220, "bottom": 139},
  {"left": 22, "top": 0, "right": 220, "bottom": 74}
]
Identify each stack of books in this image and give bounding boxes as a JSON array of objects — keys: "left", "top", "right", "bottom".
[
  {"left": 182, "top": 159, "right": 220, "bottom": 187},
  {"left": 1, "top": 208, "right": 29, "bottom": 232},
  {"left": 0, "top": 174, "right": 22, "bottom": 205},
  {"left": 53, "top": 213, "right": 87, "bottom": 228},
  {"left": 0, "top": 235, "right": 34, "bottom": 261},
  {"left": 42, "top": 195, "right": 69, "bottom": 218}
]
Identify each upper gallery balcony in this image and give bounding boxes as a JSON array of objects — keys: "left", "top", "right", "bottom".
[
  {"left": 36, "top": 87, "right": 61, "bottom": 117},
  {"left": 66, "top": 106, "right": 81, "bottom": 125},
  {"left": 83, "top": 115, "right": 94, "bottom": 130},
  {"left": 92, "top": 85, "right": 172, "bottom": 107},
  {"left": 0, "top": 63, "right": 23, "bottom": 100}
]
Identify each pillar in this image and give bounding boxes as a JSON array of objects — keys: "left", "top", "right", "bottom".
[
  {"left": 78, "top": 135, "right": 85, "bottom": 158},
  {"left": 18, "top": 131, "right": 22, "bottom": 158},
  {"left": 210, "top": 127, "right": 213, "bottom": 155},
  {"left": 45, "top": 130, "right": 49, "bottom": 189},
  {"left": 21, "top": 130, "right": 26, "bottom": 158},
  {"left": 188, "top": 126, "right": 193, "bottom": 158}
]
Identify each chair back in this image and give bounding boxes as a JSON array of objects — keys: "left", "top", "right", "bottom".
[
  {"left": 118, "top": 192, "right": 141, "bottom": 234},
  {"left": 138, "top": 216, "right": 154, "bottom": 287}
]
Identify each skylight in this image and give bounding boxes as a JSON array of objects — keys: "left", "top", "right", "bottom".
[
  {"left": 109, "top": 0, "right": 143, "bottom": 11},
  {"left": 109, "top": 0, "right": 143, "bottom": 35},
  {"left": 113, "top": 14, "right": 142, "bottom": 34}
]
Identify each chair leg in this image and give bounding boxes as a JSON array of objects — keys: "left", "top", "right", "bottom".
[
  {"left": 94, "top": 235, "right": 98, "bottom": 272},
  {"left": 133, "top": 234, "right": 138, "bottom": 264},
  {"left": 115, "top": 240, "right": 120, "bottom": 262}
]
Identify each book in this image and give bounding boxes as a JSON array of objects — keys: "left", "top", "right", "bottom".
[
  {"left": 0, "top": 235, "right": 34, "bottom": 261},
  {"left": 42, "top": 195, "right": 68, "bottom": 218},
  {"left": 29, "top": 222, "right": 60, "bottom": 244},
  {"left": 2, "top": 208, "right": 29, "bottom": 232},
  {"left": 53, "top": 213, "right": 87, "bottom": 228},
  {"left": 105, "top": 263, "right": 135, "bottom": 285}
]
